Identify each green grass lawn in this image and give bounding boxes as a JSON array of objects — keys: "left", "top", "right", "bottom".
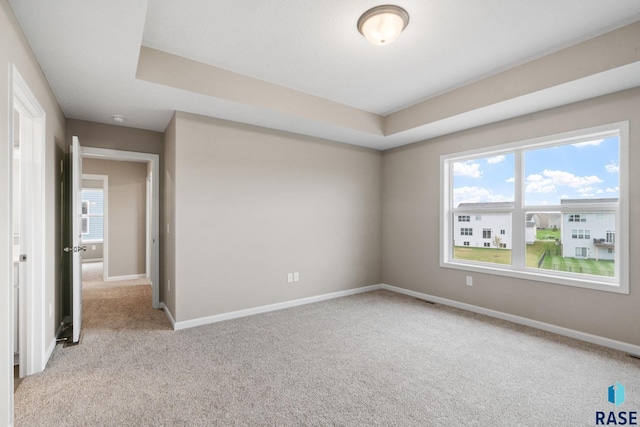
[
  {"left": 454, "top": 240, "right": 614, "bottom": 277},
  {"left": 540, "top": 255, "right": 614, "bottom": 277},
  {"left": 536, "top": 229, "right": 561, "bottom": 240},
  {"left": 454, "top": 247, "right": 511, "bottom": 265}
]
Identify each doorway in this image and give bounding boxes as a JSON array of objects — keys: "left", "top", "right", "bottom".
[{"left": 79, "top": 147, "right": 160, "bottom": 309}]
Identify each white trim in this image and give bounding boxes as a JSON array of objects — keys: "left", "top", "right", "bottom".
[
  {"left": 10, "top": 64, "right": 48, "bottom": 381},
  {"left": 44, "top": 336, "right": 57, "bottom": 363},
  {"left": 165, "top": 282, "right": 640, "bottom": 356},
  {"left": 80, "top": 147, "right": 161, "bottom": 309},
  {"left": 381, "top": 284, "right": 640, "bottom": 356},
  {"left": 159, "top": 303, "right": 176, "bottom": 329},
  {"left": 105, "top": 273, "right": 146, "bottom": 282},
  {"left": 172, "top": 285, "right": 383, "bottom": 331}
]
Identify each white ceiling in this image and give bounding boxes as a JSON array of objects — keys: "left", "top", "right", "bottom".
[{"left": 8, "top": 0, "right": 640, "bottom": 150}]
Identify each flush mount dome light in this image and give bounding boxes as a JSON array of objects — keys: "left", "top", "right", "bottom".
[
  {"left": 357, "top": 5, "right": 409, "bottom": 46},
  {"left": 112, "top": 115, "right": 125, "bottom": 123}
]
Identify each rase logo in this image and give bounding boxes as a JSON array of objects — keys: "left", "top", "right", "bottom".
[
  {"left": 596, "top": 382, "right": 637, "bottom": 425},
  {"left": 609, "top": 382, "right": 626, "bottom": 407}
]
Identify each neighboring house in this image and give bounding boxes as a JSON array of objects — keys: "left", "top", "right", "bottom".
[
  {"left": 454, "top": 202, "right": 514, "bottom": 249},
  {"left": 560, "top": 199, "right": 616, "bottom": 261},
  {"left": 531, "top": 213, "right": 561, "bottom": 230},
  {"left": 525, "top": 215, "right": 537, "bottom": 245}
]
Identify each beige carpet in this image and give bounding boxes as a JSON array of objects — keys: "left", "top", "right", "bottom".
[
  {"left": 13, "top": 288, "right": 640, "bottom": 426},
  {"left": 82, "top": 262, "right": 150, "bottom": 290}
]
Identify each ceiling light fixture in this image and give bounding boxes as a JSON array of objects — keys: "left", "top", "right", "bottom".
[
  {"left": 357, "top": 5, "right": 409, "bottom": 46},
  {"left": 112, "top": 114, "right": 125, "bottom": 123}
]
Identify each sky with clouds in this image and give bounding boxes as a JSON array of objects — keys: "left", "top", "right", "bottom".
[{"left": 453, "top": 136, "right": 619, "bottom": 207}]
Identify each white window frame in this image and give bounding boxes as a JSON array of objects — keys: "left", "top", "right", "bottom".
[
  {"left": 440, "top": 122, "right": 629, "bottom": 294},
  {"left": 80, "top": 177, "right": 108, "bottom": 244}
]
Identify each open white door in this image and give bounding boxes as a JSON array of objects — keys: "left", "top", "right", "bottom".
[{"left": 70, "top": 136, "right": 85, "bottom": 343}]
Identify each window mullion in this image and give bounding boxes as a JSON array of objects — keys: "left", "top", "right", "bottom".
[{"left": 512, "top": 149, "right": 525, "bottom": 269}]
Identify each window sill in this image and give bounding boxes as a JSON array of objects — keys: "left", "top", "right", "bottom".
[{"left": 440, "top": 260, "right": 628, "bottom": 295}]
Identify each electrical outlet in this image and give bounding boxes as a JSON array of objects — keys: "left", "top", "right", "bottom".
[
  {"left": 293, "top": 272, "right": 299, "bottom": 282},
  {"left": 287, "top": 273, "right": 293, "bottom": 283},
  {"left": 466, "top": 276, "right": 473, "bottom": 286}
]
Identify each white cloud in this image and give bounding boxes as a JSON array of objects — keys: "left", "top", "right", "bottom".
[
  {"left": 578, "top": 187, "right": 595, "bottom": 194},
  {"left": 605, "top": 162, "right": 619, "bottom": 173},
  {"left": 572, "top": 139, "right": 604, "bottom": 147},
  {"left": 505, "top": 177, "right": 515, "bottom": 183},
  {"left": 596, "top": 189, "right": 604, "bottom": 194},
  {"left": 453, "top": 161, "right": 482, "bottom": 178},
  {"left": 525, "top": 173, "right": 555, "bottom": 193},
  {"left": 453, "top": 186, "right": 511, "bottom": 206},
  {"left": 524, "top": 169, "right": 603, "bottom": 196},
  {"left": 560, "top": 194, "right": 570, "bottom": 199},
  {"left": 606, "top": 187, "right": 619, "bottom": 193},
  {"left": 540, "top": 169, "right": 602, "bottom": 188},
  {"left": 525, "top": 179, "right": 556, "bottom": 193},
  {"left": 486, "top": 155, "right": 506, "bottom": 164}
]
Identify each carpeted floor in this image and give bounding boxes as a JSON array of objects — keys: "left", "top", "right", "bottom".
[{"left": 13, "top": 285, "right": 640, "bottom": 426}]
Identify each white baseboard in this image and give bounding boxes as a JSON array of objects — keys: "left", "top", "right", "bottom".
[
  {"left": 381, "top": 284, "right": 640, "bottom": 357},
  {"left": 44, "top": 336, "right": 57, "bottom": 367},
  {"left": 159, "top": 302, "right": 176, "bottom": 329},
  {"left": 159, "top": 282, "right": 640, "bottom": 356},
  {"left": 106, "top": 273, "right": 146, "bottom": 282},
  {"left": 81, "top": 258, "right": 103, "bottom": 264},
  {"left": 172, "top": 284, "right": 383, "bottom": 331}
]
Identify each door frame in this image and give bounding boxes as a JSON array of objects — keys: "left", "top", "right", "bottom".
[
  {"left": 9, "top": 64, "right": 47, "bottom": 379},
  {"left": 80, "top": 147, "right": 160, "bottom": 309}
]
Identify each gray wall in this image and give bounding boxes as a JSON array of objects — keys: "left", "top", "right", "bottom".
[
  {"left": 166, "top": 112, "right": 382, "bottom": 323},
  {"left": 67, "top": 119, "right": 164, "bottom": 155},
  {"left": 82, "top": 158, "right": 147, "bottom": 278},
  {"left": 382, "top": 88, "right": 640, "bottom": 346}
]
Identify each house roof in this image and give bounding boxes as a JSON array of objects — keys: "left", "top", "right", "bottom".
[
  {"left": 7, "top": 1, "right": 640, "bottom": 150},
  {"left": 457, "top": 202, "right": 514, "bottom": 209},
  {"left": 560, "top": 198, "right": 619, "bottom": 204}
]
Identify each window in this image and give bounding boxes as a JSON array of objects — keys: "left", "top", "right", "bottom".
[
  {"left": 441, "top": 122, "right": 628, "bottom": 293},
  {"left": 458, "top": 215, "right": 470, "bottom": 222},
  {"left": 606, "top": 231, "right": 615, "bottom": 243},
  {"left": 81, "top": 189, "right": 104, "bottom": 242},
  {"left": 460, "top": 228, "right": 473, "bottom": 236},
  {"left": 568, "top": 214, "right": 586, "bottom": 223},
  {"left": 463, "top": 241, "right": 470, "bottom": 246}
]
